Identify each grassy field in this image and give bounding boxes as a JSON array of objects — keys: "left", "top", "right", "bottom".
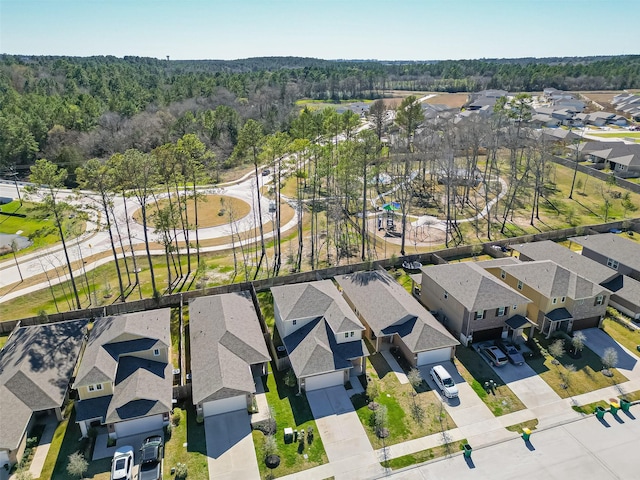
[
  {"left": 526, "top": 334, "right": 628, "bottom": 398},
  {"left": 601, "top": 316, "right": 640, "bottom": 359},
  {"left": 132, "top": 194, "right": 251, "bottom": 228},
  {"left": 0, "top": 200, "right": 85, "bottom": 258},
  {"left": 352, "top": 353, "right": 456, "bottom": 448},
  {"left": 454, "top": 347, "right": 526, "bottom": 416},
  {"left": 380, "top": 440, "right": 468, "bottom": 470},
  {"left": 163, "top": 405, "right": 209, "bottom": 480},
  {"left": 590, "top": 132, "right": 640, "bottom": 140},
  {"left": 252, "top": 367, "right": 327, "bottom": 478}
]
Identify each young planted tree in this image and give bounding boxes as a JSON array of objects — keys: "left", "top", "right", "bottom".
[
  {"left": 601, "top": 347, "right": 618, "bottom": 375},
  {"left": 548, "top": 339, "right": 565, "bottom": 365},
  {"left": 571, "top": 331, "right": 586, "bottom": 356},
  {"left": 26, "top": 159, "right": 81, "bottom": 310},
  {"left": 66, "top": 451, "right": 88, "bottom": 478}
]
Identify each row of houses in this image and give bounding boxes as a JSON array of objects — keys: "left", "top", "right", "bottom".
[
  {"left": 612, "top": 93, "right": 640, "bottom": 122},
  {"left": 3, "top": 233, "right": 640, "bottom": 470}
]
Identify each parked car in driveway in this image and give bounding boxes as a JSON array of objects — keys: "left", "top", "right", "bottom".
[
  {"left": 111, "top": 445, "right": 134, "bottom": 480},
  {"left": 495, "top": 340, "right": 525, "bottom": 366},
  {"left": 139, "top": 435, "right": 163, "bottom": 480},
  {"left": 481, "top": 345, "right": 509, "bottom": 367},
  {"left": 430, "top": 364, "right": 459, "bottom": 398}
]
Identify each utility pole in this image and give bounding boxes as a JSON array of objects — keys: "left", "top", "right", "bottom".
[
  {"left": 9, "top": 165, "right": 22, "bottom": 205},
  {"left": 569, "top": 126, "right": 584, "bottom": 200}
]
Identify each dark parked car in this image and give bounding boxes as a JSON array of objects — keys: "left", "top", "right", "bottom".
[
  {"left": 139, "top": 436, "right": 163, "bottom": 480},
  {"left": 495, "top": 340, "right": 525, "bottom": 366},
  {"left": 481, "top": 345, "right": 509, "bottom": 367}
]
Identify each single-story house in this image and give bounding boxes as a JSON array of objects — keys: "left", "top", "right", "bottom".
[
  {"left": 336, "top": 269, "right": 460, "bottom": 365},
  {"left": 189, "top": 292, "right": 271, "bottom": 418},
  {"left": 0, "top": 320, "right": 87, "bottom": 468}
]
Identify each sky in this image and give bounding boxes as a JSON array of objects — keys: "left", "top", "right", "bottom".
[{"left": 1, "top": 0, "right": 639, "bottom": 61}]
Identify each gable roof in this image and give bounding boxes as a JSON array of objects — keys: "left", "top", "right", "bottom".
[
  {"left": 189, "top": 292, "right": 271, "bottom": 405},
  {"left": 421, "top": 262, "right": 530, "bottom": 312},
  {"left": 335, "top": 270, "right": 459, "bottom": 352},
  {"left": 75, "top": 309, "right": 170, "bottom": 387},
  {"left": 271, "top": 280, "right": 364, "bottom": 334},
  {"left": 511, "top": 240, "right": 618, "bottom": 285},
  {"left": 0, "top": 319, "right": 87, "bottom": 451},
  {"left": 283, "top": 319, "right": 365, "bottom": 378},
  {"left": 500, "top": 260, "right": 608, "bottom": 299},
  {"left": 573, "top": 233, "right": 640, "bottom": 272}
]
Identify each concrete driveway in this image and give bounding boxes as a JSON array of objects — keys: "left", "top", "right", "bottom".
[
  {"left": 307, "top": 386, "right": 383, "bottom": 479},
  {"left": 204, "top": 410, "right": 260, "bottom": 480},
  {"left": 581, "top": 327, "right": 640, "bottom": 378}
]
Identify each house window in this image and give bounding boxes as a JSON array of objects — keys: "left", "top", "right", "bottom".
[
  {"left": 561, "top": 296, "right": 566, "bottom": 303},
  {"left": 513, "top": 305, "right": 517, "bottom": 311},
  {"left": 345, "top": 333, "right": 349, "bottom": 338},
  {"left": 517, "top": 280, "right": 523, "bottom": 290},
  {"left": 350, "top": 331, "right": 354, "bottom": 337},
  {"left": 292, "top": 319, "right": 297, "bottom": 325},
  {"left": 497, "top": 306, "right": 506, "bottom": 317},
  {"left": 96, "top": 383, "right": 103, "bottom": 391},
  {"left": 606, "top": 258, "right": 619, "bottom": 270},
  {"left": 88, "top": 385, "right": 95, "bottom": 392},
  {"left": 595, "top": 295, "right": 604, "bottom": 306},
  {"left": 552, "top": 297, "right": 557, "bottom": 305},
  {"left": 500, "top": 270, "right": 506, "bottom": 279},
  {"left": 444, "top": 291, "right": 448, "bottom": 299},
  {"left": 475, "top": 310, "right": 484, "bottom": 320},
  {"left": 153, "top": 348, "right": 160, "bottom": 356}
]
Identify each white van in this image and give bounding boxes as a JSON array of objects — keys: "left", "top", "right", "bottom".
[{"left": 430, "top": 364, "right": 458, "bottom": 398}]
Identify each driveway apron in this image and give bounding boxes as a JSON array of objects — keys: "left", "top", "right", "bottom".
[
  {"left": 307, "top": 386, "right": 383, "bottom": 479},
  {"left": 205, "top": 410, "right": 260, "bottom": 480},
  {"left": 581, "top": 327, "right": 640, "bottom": 379}
]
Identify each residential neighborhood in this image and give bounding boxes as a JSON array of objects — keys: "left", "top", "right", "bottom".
[{"left": 3, "top": 230, "right": 640, "bottom": 480}]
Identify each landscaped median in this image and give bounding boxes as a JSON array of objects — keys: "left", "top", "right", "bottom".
[
  {"left": 351, "top": 353, "right": 457, "bottom": 450},
  {"left": 251, "top": 366, "right": 328, "bottom": 478},
  {"left": 454, "top": 347, "right": 526, "bottom": 416}
]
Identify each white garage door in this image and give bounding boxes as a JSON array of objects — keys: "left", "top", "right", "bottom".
[
  {"left": 305, "top": 371, "right": 344, "bottom": 391},
  {"left": 417, "top": 348, "right": 452, "bottom": 366},
  {"left": 114, "top": 414, "right": 163, "bottom": 438},
  {"left": 202, "top": 395, "right": 247, "bottom": 417}
]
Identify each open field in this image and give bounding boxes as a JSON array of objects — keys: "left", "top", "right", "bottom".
[
  {"left": 590, "top": 132, "right": 640, "bottom": 140},
  {"left": 424, "top": 93, "right": 469, "bottom": 108}
]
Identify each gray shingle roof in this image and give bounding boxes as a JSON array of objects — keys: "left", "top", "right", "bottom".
[
  {"left": 511, "top": 240, "right": 618, "bottom": 285},
  {"left": 189, "top": 292, "right": 271, "bottom": 405},
  {"left": 501, "top": 260, "right": 608, "bottom": 299},
  {"left": 573, "top": 233, "right": 640, "bottom": 272},
  {"left": 283, "top": 318, "right": 366, "bottom": 378},
  {"left": 75, "top": 309, "right": 170, "bottom": 387},
  {"left": 335, "top": 270, "right": 459, "bottom": 352},
  {"left": 603, "top": 275, "right": 640, "bottom": 305},
  {"left": 271, "top": 280, "right": 364, "bottom": 334},
  {"left": 421, "top": 262, "right": 530, "bottom": 312},
  {"left": 0, "top": 319, "right": 87, "bottom": 452}
]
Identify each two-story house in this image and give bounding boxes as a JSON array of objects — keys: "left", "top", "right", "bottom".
[
  {"left": 573, "top": 233, "right": 640, "bottom": 282},
  {"left": 271, "top": 280, "right": 367, "bottom": 392},
  {"left": 74, "top": 310, "right": 173, "bottom": 439},
  {"left": 1, "top": 320, "right": 87, "bottom": 469},
  {"left": 335, "top": 270, "right": 460, "bottom": 366},
  {"left": 496, "top": 260, "right": 610, "bottom": 337},
  {"left": 420, "top": 260, "right": 533, "bottom": 346},
  {"left": 189, "top": 292, "right": 271, "bottom": 419}
]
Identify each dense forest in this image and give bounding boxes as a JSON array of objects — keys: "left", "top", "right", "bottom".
[{"left": 1, "top": 54, "right": 640, "bottom": 178}]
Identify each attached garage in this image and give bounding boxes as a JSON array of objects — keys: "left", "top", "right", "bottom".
[
  {"left": 571, "top": 316, "right": 601, "bottom": 331},
  {"left": 113, "top": 414, "right": 163, "bottom": 438},
  {"left": 416, "top": 347, "right": 453, "bottom": 366},
  {"left": 304, "top": 371, "right": 345, "bottom": 391},
  {"left": 202, "top": 395, "right": 247, "bottom": 417}
]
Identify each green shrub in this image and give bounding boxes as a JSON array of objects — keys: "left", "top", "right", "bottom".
[
  {"left": 175, "top": 462, "right": 188, "bottom": 479},
  {"left": 171, "top": 408, "right": 182, "bottom": 426}
]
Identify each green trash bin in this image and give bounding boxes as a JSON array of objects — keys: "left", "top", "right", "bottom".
[
  {"left": 610, "top": 402, "right": 620, "bottom": 415},
  {"left": 463, "top": 444, "right": 472, "bottom": 458},
  {"left": 595, "top": 406, "right": 606, "bottom": 419},
  {"left": 522, "top": 427, "right": 531, "bottom": 441},
  {"left": 620, "top": 399, "right": 631, "bottom": 412}
]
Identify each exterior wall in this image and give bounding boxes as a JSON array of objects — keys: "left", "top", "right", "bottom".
[
  {"left": 335, "top": 330, "right": 362, "bottom": 344},
  {"left": 610, "top": 295, "right": 640, "bottom": 320},
  {"left": 273, "top": 302, "right": 317, "bottom": 338},
  {"left": 580, "top": 248, "right": 639, "bottom": 281},
  {"left": 77, "top": 382, "right": 114, "bottom": 400},
  {"left": 420, "top": 274, "right": 466, "bottom": 338},
  {"left": 498, "top": 273, "right": 546, "bottom": 328},
  {"left": 392, "top": 335, "right": 417, "bottom": 367},
  {"left": 565, "top": 294, "right": 609, "bottom": 322},
  {"left": 125, "top": 346, "right": 169, "bottom": 364}
]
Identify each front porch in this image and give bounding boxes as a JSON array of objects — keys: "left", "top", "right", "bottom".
[{"left": 541, "top": 308, "right": 573, "bottom": 338}]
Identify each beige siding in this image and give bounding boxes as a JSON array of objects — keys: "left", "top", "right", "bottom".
[
  {"left": 335, "top": 330, "right": 362, "bottom": 344},
  {"left": 126, "top": 347, "right": 168, "bottom": 363},
  {"left": 78, "top": 382, "right": 114, "bottom": 400},
  {"left": 420, "top": 274, "right": 466, "bottom": 338}
]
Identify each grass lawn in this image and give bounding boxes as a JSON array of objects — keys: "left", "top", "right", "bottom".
[
  {"left": 602, "top": 316, "right": 640, "bottom": 359},
  {"left": 454, "top": 347, "right": 526, "bottom": 416},
  {"left": 0, "top": 200, "right": 85, "bottom": 259},
  {"left": 526, "top": 334, "right": 628, "bottom": 398},
  {"left": 132, "top": 194, "right": 251, "bottom": 229},
  {"left": 252, "top": 366, "right": 328, "bottom": 478},
  {"left": 163, "top": 404, "right": 209, "bottom": 480},
  {"left": 0, "top": 334, "right": 8, "bottom": 349},
  {"left": 352, "top": 353, "right": 456, "bottom": 449},
  {"left": 504, "top": 419, "right": 538, "bottom": 433},
  {"left": 590, "top": 132, "right": 640, "bottom": 139},
  {"left": 380, "top": 440, "right": 468, "bottom": 470},
  {"left": 39, "top": 405, "right": 110, "bottom": 480}
]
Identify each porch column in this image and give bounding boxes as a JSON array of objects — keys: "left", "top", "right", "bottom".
[{"left": 79, "top": 421, "right": 88, "bottom": 438}]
